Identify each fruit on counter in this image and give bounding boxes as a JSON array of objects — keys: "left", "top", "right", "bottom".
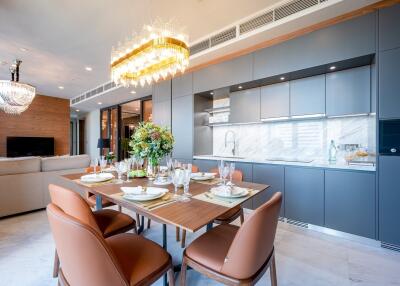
[
  {"left": 355, "top": 150, "right": 369, "bottom": 157},
  {"left": 129, "top": 169, "right": 146, "bottom": 178}
]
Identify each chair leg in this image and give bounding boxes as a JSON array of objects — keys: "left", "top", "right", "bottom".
[
  {"left": 270, "top": 254, "right": 277, "bottom": 286},
  {"left": 118, "top": 205, "right": 122, "bottom": 212},
  {"left": 136, "top": 214, "right": 140, "bottom": 227},
  {"left": 176, "top": 227, "right": 180, "bottom": 241},
  {"left": 181, "top": 230, "right": 186, "bottom": 248},
  {"left": 167, "top": 267, "right": 175, "bottom": 286},
  {"left": 53, "top": 249, "right": 59, "bottom": 278},
  {"left": 240, "top": 211, "right": 244, "bottom": 225},
  {"left": 147, "top": 218, "right": 151, "bottom": 229},
  {"left": 180, "top": 258, "right": 187, "bottom": 286}
]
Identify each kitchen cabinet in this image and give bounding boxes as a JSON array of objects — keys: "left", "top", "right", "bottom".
[
  {"left": 379, "top": 156, "right": 400, "bottom": 247},
  {"left": 290, "top": 75, "right": 325, "bottom": 116},
  {"left": 379, "top": 48, "right": 400, "bottom": 119},
  {"left": 228, "top": 161, "right": 253, "bottom": 209},
  {"left": 379, "top": 4, "right": 400, "bottom": 51},
  {"left": 172, "top": 95, "right": 193, "bottom": 160},
  {"left": 229, "top": 88, "right": 260, "bottom": 124},
  {"left": 260, "top": 82, "right": 290, "bottom": 119},
  {"left": 193, "top": 159, "right": 218, "bottom": 173},
  {"left": 326, "top": 66, "right": 371, "bottom": 117},
  {"left": 325, "top": 170, "right": 375, "bottom": 239},
  {"left": 285, "top": 167, "right": 324, "bottom": 226},
  {"left": 172, "top": 73, "right": 193, "bottom": 98},
  {"left": 252, "top": 164, "right": 284, "bottom": 216},
  {"left": 193, "top": 54, "right": 253, "bottom": 93}
]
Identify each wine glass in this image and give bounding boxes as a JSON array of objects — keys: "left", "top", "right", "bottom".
[
  {"left": 218, "top": 160, "right": 225, "bottom": 185},
  {"left": 228, "top": 163, "right": 235, "bottom": 186},
  {"left": 114, "top": 162, "right": 125, "bottom": 184},
  {"left": 221, "top": 164, "right": 230, "bottom": 185},
  {"left": 99, "top": 156, "right": 107, "bottom": 173},
  {"left": 125, "top": 159, "right": 132, "bottom": 182},
  {"left": 91, "top": 158, "right": 99, "bottom": 175},
  {"left": 182, "top": 164, "right": 192, "bottom": 200},
  {"left": 172, "top": 168, "right": 183, "bottom": 200}
]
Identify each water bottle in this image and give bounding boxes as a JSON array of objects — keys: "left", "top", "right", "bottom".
[{"left": 328, "top": 140, "right": 337, "bottom": 163}]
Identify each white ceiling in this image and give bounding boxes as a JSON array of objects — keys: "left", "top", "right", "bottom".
[{"left": 0, "top": 0, "right": 276, "bottom": 100}]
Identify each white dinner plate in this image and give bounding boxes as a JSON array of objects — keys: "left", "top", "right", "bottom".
[
  {"left": 191, "top": 172, "right": 215, "bottom": 181},
  {"left": 80, "top": 173, "right": 114, "bottom": 183},
  {"left": 121, "top": 187, "right": 168, "bottom": 201},
  {"left": 210, "top": 186, "right": 249, "bottom": 198}
]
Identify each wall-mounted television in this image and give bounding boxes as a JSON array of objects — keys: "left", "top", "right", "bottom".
[{"left": 7, "top": 137, "right": 54, "bottom": 157}]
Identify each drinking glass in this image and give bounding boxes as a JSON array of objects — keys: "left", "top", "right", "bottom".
[
  {"left": 99, "top": 156, "right": 107, "bottom": 173},
  {"left": 228, "top": 163, "right": 235, "bottom": 186},
  {"left": 221, "top": 164, "right": 230, "bottom": 185},
  {"left": 182, "top": 164, "right": 192, "bottom": 200},
  {"left": 114, "top": 162, "right": 125, "bottom": 184},
  {"left": 91, "top": 158, "right": 99, "bottom": 175},
  {"left": 218, "top": 160, "right": 224, "bottom": 185},
  {"left": 172, "top": 168, "right": 183, "bottom": 200},
  {"left": 125, "top": 159, "right": 132, "bottom": 182}
]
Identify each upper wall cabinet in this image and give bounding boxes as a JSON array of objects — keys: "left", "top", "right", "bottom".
[
  {"left": 260, "top": 82, "right": 289, "bottom": 119},
  {"left": 193, "top": 54, "right": 253, "bottom": 93},
  {"left": 326, "top": 66, "right": 371, "bottom": 117},
  {"left": 172, "top": 73, "right": 193, "bottom": 98},
  {"left": 229, "top": 87, "right": 260, "bottom": 124},
  {"left": 253, "top": 13, "right": 376, "bottom": 80},
  {"left": 290, "top": 75, "right": 325, "bottom": 116},
  {"left": 379, "top": 4, "right": 400, "bottom": 51},
  {"left": 379, "top": 48, "right": 400, "bottom": 119}
]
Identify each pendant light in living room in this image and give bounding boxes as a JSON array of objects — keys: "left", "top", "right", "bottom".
[
  {"left": 0, "top": 60, "right": 36, "bottom": 115},
  {"left": 110, "top": 18, "right": 189, "bottom": 88}
]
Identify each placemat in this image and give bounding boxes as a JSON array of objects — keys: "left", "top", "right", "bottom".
[
  {"left": 193, "top": 188, "right": 259, "bottom": 208},
  {"left": 73, "top": 178, "right": 118, "bottom": 188},
  {"left": 193, "top": 178, "right": 221, "bottom": 185},
  {"left": 110, "top": 192, "right": 177, "bottom": 210}
]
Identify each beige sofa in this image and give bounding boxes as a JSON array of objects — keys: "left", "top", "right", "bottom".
[{"left": 0, "top": 155, "right": 90, "bottom": 217}]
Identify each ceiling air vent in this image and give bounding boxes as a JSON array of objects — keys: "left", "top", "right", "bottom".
[
  {"left": 239, "top": 11, "right": 274, "bottom": 35},
  {"left": 275, "top": 0, "right": 319, "bottom": 21},
  {"left": 71, "top": 81, "right": 118, "bottom": 105},
  {"left": 210, "top": 27, "right": 236, "bottom": 47},
  {"left": 190, "top": 39, "right": 210, "bottom": 55}
]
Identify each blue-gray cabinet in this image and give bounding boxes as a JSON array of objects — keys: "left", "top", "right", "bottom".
[
  {"left": 379, "top": 48, "right": 400, "bottom": 119},
  {"left": 193, "top": 54, "right": 253, "bottom": 93},
  {"left": 193, "top": 159, "right": 218, "bottom": 173},
  {"left": 326, "top": 66, "right": 371, "bottom": 117},
  {"left": 229, "top": 88, "right": 260, "bottom": 123},
  {"left": 379, "top": 4, "right": 400, "bottom": 51},
  {"left": 252, "top": 164, "right": 284, "bottom": 216},
  {"left": 172, "top": 95, "right": 193, "bottom": 160},
  {"left": 325, "top": 170, "right": 376, "bottom": 239},
  {"left": 290, "top": 75, "right": 326, "bottom": 116},
  {"left": 285, "top": 167, "right": 324, "bottom": 226},
  {"left": 260, "top": 82, "right": 290, "bottom": 119},
  {"left": 379, "top": 156, "right": 400, "bottom": 247}
]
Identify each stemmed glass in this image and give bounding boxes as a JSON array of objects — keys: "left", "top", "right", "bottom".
[
  {"left": 124, "top": 159, "right": 132, "bottom": 182},
  {"left": 171, "top": 168, "right": 183, "bottom": 201},
  {"left": 91, "top": 158, "right": 99, "bottom": 176},
  {"left": 114, "top": 162, "right": 126, "bottom": 184},
  {"left": 228, "top": 163, "right": 235, "bottom": 186},
  {"left": 221, "top": 164, "right": 230, "bottom": 185},
  {"left": 99, "top": 156, "right": 107, "bottom": 173},
  {"left": 218, "top": 160, "right": 225, "bottom": 185},
  {"left": 182, "top": 163, "right": 192, "bottom": 201}
]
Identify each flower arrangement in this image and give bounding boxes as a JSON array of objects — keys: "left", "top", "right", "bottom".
[
  {"left": 105, "top": 151, "right": 115, "bottom": 163},
  {"left": 129, "top": 122, "right": 174, "bottom": 166}
]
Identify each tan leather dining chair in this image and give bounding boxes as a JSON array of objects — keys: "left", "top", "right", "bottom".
[
  {"left": 181, "top": 192, "right": 282, "bottom": 286},
  {"left": 49, "top": 184, "right": 137, "bottom": 278},
  {"left": 47, "top": 202, "right": 175, "bottom": 286},
  {"left": 177, "top": 168, "right": 245, "bottom": 248}
]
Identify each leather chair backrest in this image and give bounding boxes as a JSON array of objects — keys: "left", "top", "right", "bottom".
[
  {"left": 47, "top": 203, "right": 128, "bottom": 286},
  {"left": 221, "top": 192, "right": 282, "bottom": 279},
  {"left": 209, "top": 168, "right": 243, "bottom": 182},
  {"left": 49, "top": 184, "right": 101, "bottom": 234}
]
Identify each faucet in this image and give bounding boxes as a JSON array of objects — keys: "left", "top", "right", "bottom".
[{"left": 224, "top": 130, "right": 237, "bottom": 156}]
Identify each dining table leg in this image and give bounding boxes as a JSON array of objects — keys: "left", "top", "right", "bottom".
[
  {"left": 95, "top": 194, "right": 102, "bottom": 210},
  {"left": 162, "top": 224, "right": 168, "bottom": 286},
  {"left": 136, "top": 216, "right": 145, "bottom": 234},
  {"left": 206, "top": 222, "right": 213, "bottom": 231}
]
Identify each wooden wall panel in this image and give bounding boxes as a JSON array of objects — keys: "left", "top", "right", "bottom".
[{"left": 0, "top": 94, "right": 70, "bottom": 156}]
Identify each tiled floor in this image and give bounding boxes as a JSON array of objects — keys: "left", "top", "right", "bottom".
[{"left": 1, "top": 208, "right": 400, "bottom": 286}]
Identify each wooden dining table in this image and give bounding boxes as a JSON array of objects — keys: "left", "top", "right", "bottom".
[{"left": 62, "top": 172, "right": 269, "bottom": 285}]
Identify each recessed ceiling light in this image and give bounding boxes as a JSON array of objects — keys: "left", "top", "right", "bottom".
[
  {"left": 329, "top": 66, "right": 336, "bottom": 70},
  {"left": 280, "top": 77, "right": 285, "bottom": 81},
  {"left": 85, "top": 66, "right": 92, "bottom": 71},
  {"left": 238, "top": 85, "right": 243, "bottom": 89},
  {"left": 98, "top": 102, "right": 102, "bottom": 105},
  {"left": 130, "top": 90, "right": 136, "bottom": 94},
  {"left": 58, "top": 86, "right": 64, "bottom": 90},
  {"left": 210, "top": 92, "right": 214, "bottom": 95},
  {"left": 19, "top": 47, "right": 28, "bottom": 52},
  {"left": 75, "top": 109, "right": 80, "bottom": 112}
]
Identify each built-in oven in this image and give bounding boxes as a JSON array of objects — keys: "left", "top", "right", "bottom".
[{"left": 379, "top": 119, "right": 400, "bottom": 155}]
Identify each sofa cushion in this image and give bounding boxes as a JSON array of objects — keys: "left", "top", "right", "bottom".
[
  {"left": 41, "top": 155, "right": 90, "bottom": 172},
  {"left": 0, "top": 157, "right": 41, "bottom": 175}
]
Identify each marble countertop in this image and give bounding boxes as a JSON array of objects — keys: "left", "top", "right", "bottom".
[{"left": 193, "top": 155, "right": 376, "bottom": 172}]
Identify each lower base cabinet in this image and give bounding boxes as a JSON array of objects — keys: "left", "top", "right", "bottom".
[
  {"left": 325, "top": 170, "right": 376, "bottom": 239},
  {"left": 252, "top": 164, "right": 284, "bottom": 216},
  {"left": 285, "top": 167, "right": 324, "bottom": 226}
]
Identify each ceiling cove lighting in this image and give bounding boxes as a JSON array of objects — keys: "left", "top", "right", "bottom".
[
  {"left": 280, "top": 77, "right": 285, "bottom": 81},
  {"left": 238, "top": 85, "right": 243, "bottom": 89},
  {"left": 0, "top": 60, "right": 35, "bottom": 115},
  {"left": 329, "top": 66, "right": 336, "bottom": 70},
  {"left": 110, "top": 18, "right": 189, "bottom": 88}
]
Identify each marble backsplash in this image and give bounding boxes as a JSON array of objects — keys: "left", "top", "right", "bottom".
[{"left": 213, "top": 115, "right": 376, "bottom": 162}]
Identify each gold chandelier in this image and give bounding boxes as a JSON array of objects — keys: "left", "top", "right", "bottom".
[{"left": 110, "top": 19, "right": 189, "bottom": 87}]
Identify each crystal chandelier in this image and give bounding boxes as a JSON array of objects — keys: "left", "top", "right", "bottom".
[
  {"left": 111, "top": 18, "right": 189, "bottom": 87},
  {"left": 0, "top": 60, "right": 36, "bottom": 115}
]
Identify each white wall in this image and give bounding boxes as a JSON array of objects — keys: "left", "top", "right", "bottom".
[{"left": 85, "top": 109, "right": 100, "bottom": 160}]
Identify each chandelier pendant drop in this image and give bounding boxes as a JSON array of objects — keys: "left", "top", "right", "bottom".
[
  {"left": 111, "top": 18, "right": 190, "bottom": 87},
  {"left": 0, "top": 60, "right": 36, "bottom": 115}
]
